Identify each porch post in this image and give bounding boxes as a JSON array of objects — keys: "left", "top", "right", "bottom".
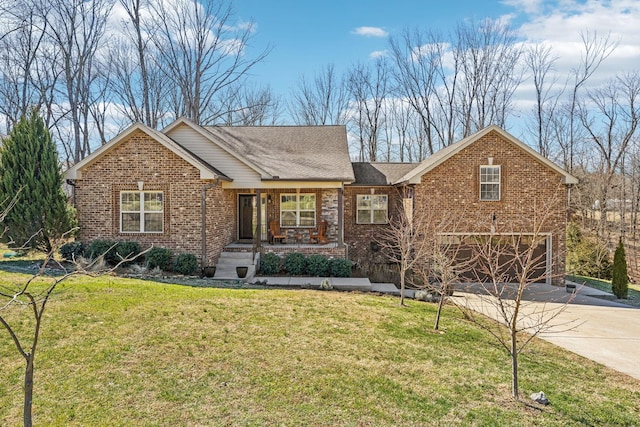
[
  {"left": 256, "top": 189, "right": 262, "bottom": 250},
  {"left": 338, "top": 186, "right": 344, "bottom": 246}
]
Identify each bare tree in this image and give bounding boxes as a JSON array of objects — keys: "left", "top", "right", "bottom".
[
  {"left": 377, "top": 189, "right": 420, "bottom": 305},
  {"left": 43, "top": 0, "right": 112, "bottom": 163},
  {"left": 386, "top": 98, "right": 412, "bottom": 162},
  {"left": 455, "top": 19, "right": 523, "bottom": 136},
  {"left": 217, "top": 83, "right": 282, "bottom": 125},
  {"left": 454, "top": 189, "right": 576, "bottom": 400},
  {"left": 523, "top": 43, "right": 561, "bottom": 157},
  {"left": 563, "top": 30, "right": 617, "bottom": 173},
  {"left": 150, "top": 0, "right": 269, "bottom": 125},
  {"left": 0, "top": 0, "right": 58, "bottom": 131},
  {"left": 108, "top": 0, "right": 168, "bottom": 129},
  {"left": 406, "top": 208, "right": 470, "bottom": 330},
  {"left": 578, "top": 72, "right": 640, "bottom": 238},
  {"left": 348, "top": 58, "right": 390, "bottom": 162},
  {"left": 289, "top": 63, "right": 349, "bottom": 125},
  {"left": 388, "top": 20, "right": 521, "bottom": 156},
  {"left": 0, "top": 230, "right": 149, "bottom": 427},
  {"left": 389, "top": 27, "right": 464, "bottom": 157}
]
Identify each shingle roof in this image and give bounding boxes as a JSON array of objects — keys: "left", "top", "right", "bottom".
[
  {"left": 64, "top": 123, "right": 229, "bottom": 181},
  {"left": 350, "top": 162, "right": 419, "bottom": 186},
  {"left": 203, "top": 125, "right": 355, "bottom": 181},
  {"left": 394, "top": 125, "right": 579, "bottom": 185}
]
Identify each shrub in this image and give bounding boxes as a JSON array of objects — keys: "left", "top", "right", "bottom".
[
  {"left": 146, "top": 247, "right": 174, "bottom": 271},
  {"left": 260, "top": 252, "right": 281, "bottom": 275},
  {"left": 174, "top": 253, "right": 199, "bottom": 275},
  {"left": 284, "top": 252, "right": 306, "bottom": 276},
  {"left": 306, "top": 254, "right": 329, "bottom": 276},
  {"left": 612, "top": 238, "right": 629, "bottom": 299},
  {"left": 87, "top": 239, "right": 118, "bottom": 265},
  {"left": 566, "top": 223, "right": 611, "bottom": 279},
  {"left": 59, "top": 241, "right": 85, "bottom": 262},
  {"left": 329, "top": 258, "right": 352, "bottom": 277},
  {"left": 114, "top": 241, "right": 142, "bottom": 266}
]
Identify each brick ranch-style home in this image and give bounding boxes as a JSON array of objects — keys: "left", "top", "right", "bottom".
[{"left": 65, "top": 118, "right": 577, "bottom": 284}]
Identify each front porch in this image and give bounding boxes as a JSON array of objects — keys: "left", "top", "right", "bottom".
[
  {"left": 214, "top": 241, "right": 348, "bottom": 281},
  {"left": 224, "top": 241, "right": 347, "bottom": 258}
]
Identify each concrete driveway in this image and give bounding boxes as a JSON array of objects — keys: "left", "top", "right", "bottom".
[{"left": 452, "top": 282, "right": 640, "bottom": 380}]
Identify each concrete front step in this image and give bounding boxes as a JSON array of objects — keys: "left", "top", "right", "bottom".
[
  {"left": 218, "top": 252, "right": 257, "bottom": 260},
  {"left": 214, "top": 251, "right": 259, "bottom": 280}
]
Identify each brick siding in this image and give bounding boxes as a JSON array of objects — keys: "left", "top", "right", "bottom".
[
  {"left": 343, "top": 186, "right": 404, "bottom": 277},
  {"left": 74, "top": 130, "right": 234, "bottom": 265},
  {"left": 345, "top": 130, "right": 569, "bottom": 284}
]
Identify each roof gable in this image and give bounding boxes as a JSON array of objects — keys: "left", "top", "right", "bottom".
[
  {"left": 163, "top": 118, "right": 354, "bottom": 182},
  {"left": 395, "top": 125, "right": 578, "bottom": 185},
  {"left": 203, "top": 125, "right": 355, "bottom": 182},
  {"left": 64, "top": 122, "right": 229, "bottom": 181},
  {"left": 163, "top": 118, "right": 271, "bottom": 178}
]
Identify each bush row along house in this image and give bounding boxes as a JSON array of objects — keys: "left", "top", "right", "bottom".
[{"left": 65, "top": 118, "right": 577, "bottom": 284}]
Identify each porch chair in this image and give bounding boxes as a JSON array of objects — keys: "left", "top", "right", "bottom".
[
  {"left": 269, "top": 220, "right": 287, "bottom": 244},
  {"left": 309, "top": 220, "right": 329, "bottom": 245}
]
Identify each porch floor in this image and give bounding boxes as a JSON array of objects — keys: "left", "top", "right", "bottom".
[{"left": 225, "top": 241, "right": 340, "bottom": 250}]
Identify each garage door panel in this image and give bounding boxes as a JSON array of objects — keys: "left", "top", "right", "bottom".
[{"left": 448, "top": 235, "right": 548, "bottom": 284}]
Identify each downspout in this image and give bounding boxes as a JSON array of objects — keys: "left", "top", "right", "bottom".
[{"left": 201, "top": 179, "right": 221, "bottom": 269}]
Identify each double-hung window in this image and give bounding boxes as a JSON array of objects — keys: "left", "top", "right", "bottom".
[
  {"left": 356, "top": 194, "right": 388, "bottom": 224},
  {"left": 280, "top": 193, "right": 315, "bottom": 227},
  {"left": 480, "top": 165, "right": 501, "bottom": 201},
  {"left": 121, "top": 191, "right": 164, "bottom": 233}
]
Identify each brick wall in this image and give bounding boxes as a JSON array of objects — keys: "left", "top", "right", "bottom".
[
  {"left": 343, "top": 186, "right": 403, "bottom": 277},
  {"left": 74, "top": 130, "right": 234, "bottom": 265},
  {"left": 344, "top": 130, "right": 569, "bottom": 284},
  {"left": 414, "top": 130, "right": 568, "bottom": 283}
]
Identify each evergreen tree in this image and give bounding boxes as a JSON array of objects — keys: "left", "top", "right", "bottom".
[
  {"left": 0, "top": 109, "right": 75, "bottom": 252},
  {"left": 611, "top": 238, "right": 628, "bottom": 299}
]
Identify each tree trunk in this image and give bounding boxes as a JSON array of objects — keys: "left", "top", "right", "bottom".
[
  {"left": 434, "top": 285, "right": 446, "bottom": 330},
  {"left": 24, "top": 353, "right": 34, "bottom": 427},
  {"left": 511, "top": 332, "right": 519, "bottom": 400},
  {"left": 399, "top": 267, "right": 406, "bottom": 306}
]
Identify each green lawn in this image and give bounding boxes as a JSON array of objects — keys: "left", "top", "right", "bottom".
[
  {"left": 1, "top": 272, "right": 639, "bottom": 426},
  {"left": 567, "top": 274, "right": 640, "bottom": 306}
]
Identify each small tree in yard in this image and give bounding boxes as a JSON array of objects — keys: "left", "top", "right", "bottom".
[
  {"left": 1, "top": 247, "right": 76, "bottom": 427},
  {"left": 406, "top": 206, "right": 470, "bottom": 330},
  {"left": 0, "top": 248, "right": 148, "bottom": 427},
  {"left": 0, "top": 108, "right": 75, "bottom": 253},
  {"left": 0, "top": 195, "right": 146, "bottom": 426},
  {"left": 454, "top": 189, "right": 577, "bottom": 400},
  {"left": 378, "top": 190, "right": 468, "bottom": 329},
  {"left": 377, "top": 191, "right": 431, "bottom": 306},
  {"left": 612, "top": 238, "right": 628, "bottom": 299}
]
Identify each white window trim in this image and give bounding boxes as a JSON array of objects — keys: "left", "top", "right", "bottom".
[
  {"left": 280, "top": 193, "right": 316, "bottom": 227},
  {"left": 120, "top": 191, "right": 164, "bottom": 233},
  {"left": 480, "top": 165, "right": 501, "bottom": 201},
  {"left": 356, "top": 194, "right": 389, "bottom": 224}
]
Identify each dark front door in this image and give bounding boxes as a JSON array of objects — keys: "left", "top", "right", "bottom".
[{"left": 238, "top": 195, "right": 255, "bottom": 240}]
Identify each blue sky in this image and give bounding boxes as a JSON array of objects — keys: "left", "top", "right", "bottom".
[
  {"left": 233, "top": 0, "right": 514, "bottom": 96},
  {"left": 231, "top": 0, "right": 640, "bottom": 101}
]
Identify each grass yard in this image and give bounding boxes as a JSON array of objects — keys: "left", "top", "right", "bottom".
[
  {"left": 1, "top": 271, "right": 639, "bottom": 426},
  {"left": 567, "top": 274, "right": 640, "bottom": 307}
]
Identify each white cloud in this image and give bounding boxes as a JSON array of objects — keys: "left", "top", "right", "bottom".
[
  {"left": 499, "top": 0, "right": 640, "bottom": 139},
  {"left": 352, "top": 26, "right": 388, "bottom": 38},
  {"left": 507, "top": 0, "right": 640, "bottom": 85},
  {"left": 369, "top": 50, "right": 388, "bottom": 59},
  {"left": 501, "top": 0, "right": 545, "bottom": 15}
]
